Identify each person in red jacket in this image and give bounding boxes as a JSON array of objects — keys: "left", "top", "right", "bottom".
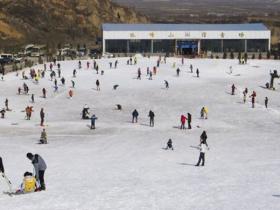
[
  {"left": 180, "top": 115, "right": 187, "bottom": 130},
  {"left": 250, "top": 91, "right": 256, "bottom": 108}
]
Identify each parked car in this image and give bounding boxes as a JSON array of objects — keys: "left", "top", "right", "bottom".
[
  {"left": 0, "top": 54, "right": 14, "bottom": 64},
  {"left": 89, "top": 49, "right": 101, "bottom": 58}
]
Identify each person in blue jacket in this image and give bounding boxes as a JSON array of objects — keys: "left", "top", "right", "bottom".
[{"left": 91, "top": 114, "right": 98, "bottom": 129}]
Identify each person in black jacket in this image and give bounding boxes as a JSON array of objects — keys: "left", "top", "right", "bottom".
[
  {"left": 187, "top": 113, "right": 192, "bottom": 129},
  {"left": 148, "top": 110, "right": 155, "bottom": 127},
  {"left": 132, "top": 109, "right": 139, "bottom": 123},
  {"left": 200, "top": 131, "right": 208, "bottom": 146},
  {"left": 0, "top": 157, "right": 4, "bottom": 173},
  {"left": 165, "top": 139, "right": 174, "bottom": 150}
]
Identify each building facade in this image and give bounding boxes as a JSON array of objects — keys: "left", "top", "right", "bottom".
[{"left": 102, "top": 23, "right": 271, "bottom": 55}]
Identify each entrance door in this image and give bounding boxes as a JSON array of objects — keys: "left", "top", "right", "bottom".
[{"left": 177, "top": 40, "right": 198, "bottom": 55}]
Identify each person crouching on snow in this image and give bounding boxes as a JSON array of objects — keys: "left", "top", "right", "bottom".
[
  {"left": 165, "top": 139, "right": 174, "bottom": 150},
  {"left": 40, "top": 129, "right": 47, "bottom": 144}
]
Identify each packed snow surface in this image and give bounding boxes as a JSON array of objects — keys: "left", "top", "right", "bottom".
[{"left": 0, "top": 57, "right": 280, "bottom": 210}]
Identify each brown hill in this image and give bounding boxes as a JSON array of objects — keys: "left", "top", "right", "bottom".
[{"left": 0, "top": 0, "right": 148, "bottom": 48}]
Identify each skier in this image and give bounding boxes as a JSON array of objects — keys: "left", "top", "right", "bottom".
[
  {"left": 200, "top": 107, "right": 205, "bottom": 118},
  {"left": 5, "top": 98, "right": 9, "bottom": 111},
  {"left": 265, "top": 97, "right": 268, "bottom": 108},
  {"left": 137, "top": 68, "right": 141, "bottom": 80},
  {"left": 78, "top": 60, "right": 81, "bottom": 69},
  {"left": 31, "top": 94, "right": 34, "bottom": 103},
  {"left": 40, "top": 108, "right": 45, "bottom": 126},
  {"left": 187, "top": 113, "right": 192, "bottom": 129},
  {"left": 42, "top": 88, "right": 46, "bottom": 98},
  {"left": 195, "top": 140, "right": 209, "bottom": 167},
  {"left": 148, "top": 110, "right": 155, "bottom": 127},
  {"left": 196, "top": 68, "right": 199, "bottom": 78},
  {"left": 73, "top": 69, "right": 77, "bottom": 77},
  {"left": 18, "top": 87, "right": 21, "bottom": 95},
  {"left": 90, "top": 114, "right": 98, "bottom": 129},
  {"left": 176, "top": 68, "right": 180, "bottom": 77},
  {"left": 200, "top": 131, "right": 208, "bottom": 146},
  {"left": 231, "top": 84, "right": 236, "bottom": 95},
  {"left": 71, "top": 80, "right": 75, "bottom": 88},
  {"left": 250, "top": 91, "right": 256, "bottom": 108},
  {"left": 164, "top": 80, "right": 169, "bottom": 89},
  {"left": 61, "top": 77, "right": 65, "bottom": 85},
  {"left": 96, "top": 79, "right": 100, "bottom": 91},
  {"left": 243, "top": 88, "right": 248, "bottom": 103},
  {"left": 0, "top": 157, "right": 4, "bottom": 173},
  {"left": 115, "top": 60, "right": 118, "bottom": 68},
  {"left": 40, "top": 129, "right": 47, "bottom": 144},
  {"left": 181, "top": 57, "right": 184, "bottom": 65},
  {"left": 190, "top": 64, "right": 193, "bottom": 73},
  {"left": 58, "top": 69, "right": 61, "bottom": 78},
  {"left": 109, "top": 62, "right": 112, "bottom": 69},
  {"left": 180, "top": 115, "right": 187, "bottom": 130},
  {"left": 87, "top": 61, "right": 90, "bottom": 69},
  {"left": 165, "top": 139, "right": 174, "bottom": 150},
  {"left": 132, "top": 109, "right": 139, "bottom": 123},
  {"left": 26, "top": 153, "right": 47, "bottom": 190}
]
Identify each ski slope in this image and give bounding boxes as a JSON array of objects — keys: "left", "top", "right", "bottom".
[{"left": 0, "top": 57, "right": 280, "bottom": 210}]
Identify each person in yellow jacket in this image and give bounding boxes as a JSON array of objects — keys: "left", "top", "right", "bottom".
[
  {"left": 16, "top": 172, "right": 37, "bottom": 194},
  {"left": 204, "top": 107, "right": 208, "bottom": 119}
]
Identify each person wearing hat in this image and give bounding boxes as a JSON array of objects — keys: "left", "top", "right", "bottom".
[{"left": 26, "top": 153, "right": 47, "bottom": 190}]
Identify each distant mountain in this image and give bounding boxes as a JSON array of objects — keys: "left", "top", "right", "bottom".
[{"left": 0, "top": 0, "right": 148, "bottom": 48}]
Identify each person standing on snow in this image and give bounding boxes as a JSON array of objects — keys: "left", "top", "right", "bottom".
[
  {"left": 132, "top": 109, "right": 139, "bottom": 123},
  {"left": 250, "top": 91, "right": 256, "bottom": 108},
  {"left": 26, "top": 153, "right": 47, "bottom": 190},
  {"left": 265, "top": 97, "right": 268, "bottom": 108},
  {"left": 40, "top": 108, "right": 45, "bottom": 126},
  {"left": 42, "top": 88, "right": 46, "bottom": 98},
  {"left": 148, "top": 110, "right": 155, "bottom": 127},
  {"left": 190, "top": 64, "right": 193, "bottom": 73},
  {"left": 231, "top": 84, "right": 236, "bottom": 95},
  {"left": 73, "top": 69, "right": 77, "bottom": 78},
  {"left": 69, "top": 89, "right": 73, "bottom": 99},
  {"left": 165, "top": 139, "right": 174, "bottom": 150},
  {"left": 180, "top": 114, "right": 187, "bottom": 130},
  {"left": 164, "top": 80, "right": 169, "bottom": 89},
  {"left": 243, "top": 88, "right": 248, "bottom": 103},
  {"left": 137, "top": 68, "right": 141, "bottom": 80},
  {"left": 195, "top": 140, "right": 209, "bottom": 167},
  {"left": 96, "top": 79, "right": 100, "bottom": 91},
  {"left": 176, "top": 68, "right": 180, "bottom": 77},
  {"left": 196, "top": 68, "right": 199, "bottom": 78},
  {"left": 5, "top": 98, "right": 9, "bottom": 111},
  {"left": 187, "top": 113, "right": 192, "bottom": 129},
  {"left": 90, "top": 114, "right": 98, "bottom": 129},
  {"left": 0, "top": 157, "right": 4, "bottom": 173},
  {"left": 200, "top": 131, "right": 208, "bottom": 146}
]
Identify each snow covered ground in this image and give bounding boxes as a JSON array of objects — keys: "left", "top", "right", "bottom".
[{"left": 0, "top": 57, "right": 279, "bottom": 210}]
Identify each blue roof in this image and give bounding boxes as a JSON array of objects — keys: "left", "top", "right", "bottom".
[{"left": 103, "top": 23, "right": 268, "bottom": 31}]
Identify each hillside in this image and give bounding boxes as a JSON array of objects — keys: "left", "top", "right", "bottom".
[{"left": 0, "top": 0, "right": 148, "bottom": 48}]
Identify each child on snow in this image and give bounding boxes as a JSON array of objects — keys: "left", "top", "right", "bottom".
[
  {"left": 165, "top": 139, "right": 174, "bottom": 150},
  {"left": 16, "top": 172, "right": 37, "bottom": 194}
]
